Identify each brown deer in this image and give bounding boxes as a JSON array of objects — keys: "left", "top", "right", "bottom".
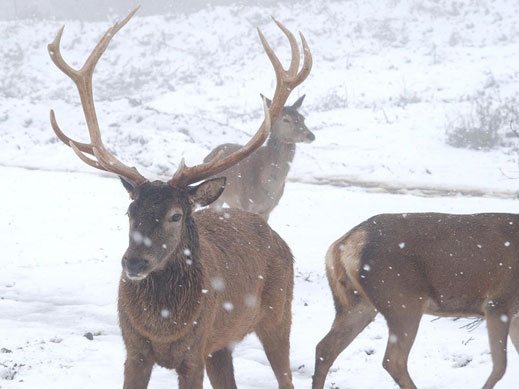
[
  {"left": 313, "top": 212, "right": 519, "bottom": 389},
  {"left": 203, "top": 94, "right": 314, "bottom": 221},
  {"left": 47, "top": 8, "right": 312, "bottom": 389}
]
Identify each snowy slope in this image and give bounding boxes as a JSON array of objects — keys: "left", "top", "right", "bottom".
[{"left": 2, "top": 0, "right": 519, "bottom": 192}]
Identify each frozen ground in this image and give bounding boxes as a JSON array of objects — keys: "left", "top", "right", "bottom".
[
  {"left": 2, "top": 0, "right": 519, "bottom": 388},
  {"left": 1, "top": 166, "right": 519, "bottom": 388}
]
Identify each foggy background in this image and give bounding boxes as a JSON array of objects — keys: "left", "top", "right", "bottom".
[
  {"left": 2, "top": 0, "right": 281, "bottom": 20},
  {"left": 3, "top": 1, "right": 519, "bottom": 388}
]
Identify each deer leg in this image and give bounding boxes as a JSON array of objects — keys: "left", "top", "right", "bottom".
[
  {"left": 123, "top": 352, "right": 154, "bottom": 389},
  {"left": 312, "top": 299, "right": 377, "bottom": 389},
  {"left": 381, "top": 308, "right": 422, "bottom": 389},
  {"left": 120, "top": 315, "right": 154, "bottom": 389},
  {"left": 205, "top": 348, "right": 237, "bottom": 389},
  {"left": 510, "top": 314, "right": 519, "bottom": 354},
  {"left": 482, "top": 308, "right": 510, "bottom": 389},
  {"left": 256, "top": 311, "right": 294, "bottom": 389},
  {"left": 177, "top": 359, "right": 205, "bottom": 389}
]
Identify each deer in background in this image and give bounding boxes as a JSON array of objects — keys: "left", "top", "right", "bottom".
[
  {"left": 203, "top": 94, "right": 315, "bottom": 221},
  {"left": 48, "top": 8, "right": 311, "bottom": 389},
  {"left": 313, "top": 212, "right": 519, "bottom": 389}
]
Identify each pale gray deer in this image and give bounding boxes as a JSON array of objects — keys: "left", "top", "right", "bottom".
[
  {"left": 48, "top": 8, "right": 311, "bottom": 389},
  {"left": 313, "top": 212, "right": 519, "bottom": 389},
  {"left": 203, "top": 94, "right": 314, "bottom": 221}
]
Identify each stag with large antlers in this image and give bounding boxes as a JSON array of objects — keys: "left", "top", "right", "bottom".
[
  {"left": 313, "top": 213, "right": 519, "bottom": 389},
  {"left": 48, "top": 8, "right": 311, "bottom": 389}
]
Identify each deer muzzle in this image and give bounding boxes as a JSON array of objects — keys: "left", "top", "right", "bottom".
[{"left": 123, "top": 256, "right": 150, "bottom": 280}]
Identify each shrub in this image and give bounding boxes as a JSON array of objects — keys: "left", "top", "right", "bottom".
[{"left": 446, "top": 89, "right": 519, "bottom": 150}]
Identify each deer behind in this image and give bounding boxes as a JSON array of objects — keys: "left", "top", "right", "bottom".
[
  {"left": 313, "top": 212, "right": 519, "bottom": 389},
  {"left": 203, "top": 95, "right": 314, "bottom": 221},
  {"left": 48, "top": 8, "right": 312, "bottom": 388}
]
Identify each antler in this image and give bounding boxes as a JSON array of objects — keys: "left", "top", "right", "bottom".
[
  {"left": 48, "top": 7, "right": 147, "bottom": 186},
  {"left": 168, "top": 18, "right": 312, "bottom": 188}
]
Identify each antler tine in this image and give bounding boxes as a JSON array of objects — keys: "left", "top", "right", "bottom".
[
  {"left": 258, "top": 20, "right": 312, "bottom": 119},
  {"left": 291, "top": 32, "right": 313, "bottom": 88},
  {"left": 81, "top": 7, "right": 139, "bottom": 75},
  {"left": 70, "top": 142, "right": 106, "bottom": 171},
  {"left": 168, "top": 19, "right": 311, "bottom": 188},
  {"left": 272, "top": 17, "right": 300, "bottom": 76},
  {"left": 48, "top": 7, "right": 147, "bottom": 186},
  {"left": 48, "top": 26, "right": 78, "bottom": 80},
  {"left": 50, "top": 110, "right": 95, "bottom": 155}
]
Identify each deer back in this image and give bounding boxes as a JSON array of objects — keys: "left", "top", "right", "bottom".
[{"left": 328, "top": 212, "right": 519, "bottom": 317}]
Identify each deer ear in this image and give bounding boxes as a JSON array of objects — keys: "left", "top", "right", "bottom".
[
  {"left": 292, "top": 94, "right": 305, "bottom": 110},
  {"left": 260, "top": 93, "right": 272, "bottom": 108},
  {"left": 120, "top": 177, "right": 137, "bottom": 199},
  {"left": 188, "top": 177, "right": 226, "bottom": 207}
]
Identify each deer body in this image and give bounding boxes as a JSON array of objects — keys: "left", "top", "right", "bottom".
[
  {"left": 314, "top": 212, "right": 519, "bottom": 389},
  {"left": 119, "top": 206, "right": 294, "bottom": 388},
  {"left": 204, "top": 96, "right": 314, "bottom": 221}
]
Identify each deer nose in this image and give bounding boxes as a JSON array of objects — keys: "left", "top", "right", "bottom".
[
  {"left": 124, "top": 257, "right": 149, "bottom": 276},
  {"left": 307, "top": 132, "right": 315, "bottom": 141}
]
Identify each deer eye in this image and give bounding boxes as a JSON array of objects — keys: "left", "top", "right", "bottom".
[
  {"left": 283, "top": 117, "right": 291, "bottom": 123},
  {"left": 170, "top": 213, "right": 182, "bottom": 222}
]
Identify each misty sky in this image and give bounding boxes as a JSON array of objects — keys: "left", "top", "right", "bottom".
[{"left": 1, "top": 0, "right": 283, "bottom": 21}]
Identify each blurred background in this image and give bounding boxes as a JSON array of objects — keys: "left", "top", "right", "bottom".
[
  {"left": 1, "top": 0, "right": 519, "bottom": 193},
  {"left": 2, "top": 0, "right": 280, "bottom": 20}
]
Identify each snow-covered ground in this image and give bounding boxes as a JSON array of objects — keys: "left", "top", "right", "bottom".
[
  {"left": 1, "top": 166, "right": 519, "bottom": 388},
  {"left": 3, "top": 0, "right": 519, "bottom": 387}
]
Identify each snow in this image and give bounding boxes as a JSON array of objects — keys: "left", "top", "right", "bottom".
[
  {"left": 2, "top": 0, "right": 519, "bottom": 387},
  {"left": 2, "top": 166, "right": 519, "bottom": 388},
  {"left": 2, "top": 0, "right": 519, "bottom": 194}
]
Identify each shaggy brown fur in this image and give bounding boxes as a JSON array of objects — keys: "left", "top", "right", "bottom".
[{"left": 118, "top": 180, "right": 294, "bottom": 389}]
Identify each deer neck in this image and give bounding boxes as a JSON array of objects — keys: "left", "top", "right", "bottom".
[
  {"left": 266, "top": 135, "right": 296, "bottom": 168},
  {"left": 119, "top": 219, "right": 203, "bottom": 338}
]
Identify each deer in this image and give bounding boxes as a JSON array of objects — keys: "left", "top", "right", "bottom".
[
  {"left": 203, "top": 94, "right": 315, "bottom": 221},
  {"left": 47, "top": 8, "right": 312, "bottom": 389},
  {"left": 313, "top": 212, "right": 519, "bottom": 389}
]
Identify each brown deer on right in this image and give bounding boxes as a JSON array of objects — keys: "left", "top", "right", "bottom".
[
  {"left": 313, "top": 212, "right": 519, "bottom": 389},
  {"left": 203, "top": 94, "right": 315, "bottom": 221},
  {"left": 47, "top": 8, "right": 311, "bottom": 389}
]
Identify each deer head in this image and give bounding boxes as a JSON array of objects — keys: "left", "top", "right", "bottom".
[
  {"left": 262, "top": 94, "right": 315, "bottom": 144},
  {"left": 119, "top": 178, "right": 225, "bottom": 280},
  {"left": 48, "top": 7, "right": 312, "bottom": 281}
]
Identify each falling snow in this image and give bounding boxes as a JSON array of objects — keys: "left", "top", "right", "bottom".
[
  {"left": 131, "top": 231, "right": 143, "bottom": 244},
  {"left": 223, "top": 302, "right": 234, "bottom": 311},
  {"left": 3, "top": 1, "right": 519, "bottom": 388},
  {"left": 210, "top": 277, "right": 225, "bottom": 291},
  {"left": 244, "top": 294, "right": 257, "bottom": 308}
]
